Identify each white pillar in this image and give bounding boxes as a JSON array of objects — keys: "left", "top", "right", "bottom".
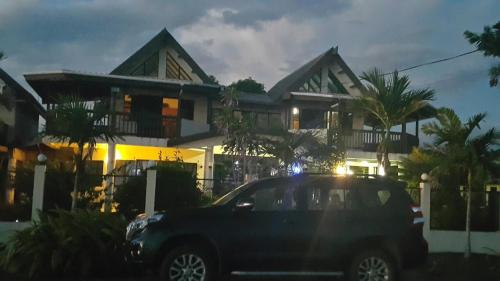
[
  {"left": 145, "top": 169, "right": 157, "bottom": 217},
  {"left": 420, "top": 173, "right": 431, "bottom": 238},
  {"left": 32, "top": 165, "right": 47, "bottom": 221},
  {"left": 203, "top": 146, "right": 214, "bottom": 195}
]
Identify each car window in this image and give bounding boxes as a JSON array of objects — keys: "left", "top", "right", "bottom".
[
  {"left": 356, "top": 188, "right": 392, "bottom": 208},
  {"left": 305, "top": 178, "right": 351, "bottom": 211},
  {"left": 244, "top": 182, "right": 300, "bottom": 211}
]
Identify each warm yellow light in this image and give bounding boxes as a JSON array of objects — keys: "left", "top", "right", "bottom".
[
  {"left": 378, "top": 165, "right": 386, "bottom": 176},
  {"left": 335, "top": 165, "right": 347, "bottom": 175}
]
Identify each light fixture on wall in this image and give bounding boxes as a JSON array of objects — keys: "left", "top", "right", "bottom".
[{"left": 292, "top": 107, "right": 299, "bottom": 115}]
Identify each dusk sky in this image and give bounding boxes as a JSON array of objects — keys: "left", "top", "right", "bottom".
[{"left": 0, "top": 0, "right": 499, "bottom": 135}]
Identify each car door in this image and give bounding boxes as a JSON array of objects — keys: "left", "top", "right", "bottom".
[
  {"left": 288, "top": 177, "right": 353, "bottom": 271},
  {"left": 224, "top": 178, "right": 306, "bottom": 272}
]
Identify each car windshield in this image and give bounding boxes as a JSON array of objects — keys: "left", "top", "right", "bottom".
[{"left": 212, "top": 182, "right": 253, "bottom": 206}]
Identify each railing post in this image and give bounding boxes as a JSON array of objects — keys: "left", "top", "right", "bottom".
[
  {"left": 32, "top": 165, "right": 47, "bottom": 221},
  {"left": 145, "top": 169, "right": 157, "bottom": 217},
  {"left": 420, "top": 173, "right": 431, "bottom": 238}
]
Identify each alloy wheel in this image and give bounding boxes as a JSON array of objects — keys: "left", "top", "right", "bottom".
[
  {"left": 357, "top": 256, "right": 390, "bottom": 281},
  {"left": 168, "top": 253, "right": 207, "bottom": 281}
]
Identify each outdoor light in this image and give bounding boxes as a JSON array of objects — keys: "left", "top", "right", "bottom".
[
  {"left": 347, "top": 169, "right": 354, "bottom": 175},
  {"left": 37, "top": 153, "right": 47, "bottom": 163},
  {"left": 335, "top": 165, "right": 347, "bottom": 175},
  {"left": 291, "top": 162, "right": 303, "bottom": 175},
  {"left": 378, "top": 165, "right": 386, "bottom": 176},
  {"left": 292, "top": 107, "right": 299, "bottom": 115},
  {"left": 421, "top": 173, "right": 429, "bottom": 181}
]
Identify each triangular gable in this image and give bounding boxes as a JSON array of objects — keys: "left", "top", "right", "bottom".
[
  {"left": 0, "top": 68, "right": 45, "bottom": 115},
  {"left": 110, "top": 28, "right": 211, "bottom": 84},
  {"left": 268, "top": 47, "right": 365, "bottom": 100}
]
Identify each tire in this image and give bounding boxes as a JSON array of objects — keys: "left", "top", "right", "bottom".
[
  {"left": 347, "top": 249, "right": 397, "bottom": 281},
  {"left": 159, "top": 245, "right": 215, "bottom": 281}
]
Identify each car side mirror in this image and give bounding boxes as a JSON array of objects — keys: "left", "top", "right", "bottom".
[{"left": 235, "top": 198, "right": 255, "bottom": 212}]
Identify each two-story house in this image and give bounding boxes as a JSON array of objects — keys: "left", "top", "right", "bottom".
[
  {"left": 24, "top": 29, "right": 433, "bottom": 195},
  {"left": 0, "top": 68, "right": 45, "bottom": 204}
]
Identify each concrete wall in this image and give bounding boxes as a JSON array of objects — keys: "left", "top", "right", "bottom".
[
  {"left": 420, "top": 180, "right": 500, "bottom": 255},
  {"left": 0, "top": 222, "right": 30, "bottom": 243}
]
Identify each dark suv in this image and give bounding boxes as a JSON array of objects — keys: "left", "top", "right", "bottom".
[{"left": 125, "top": 174, "right": 427, "bottom": 281}]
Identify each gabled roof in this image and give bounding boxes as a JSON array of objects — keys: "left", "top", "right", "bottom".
[
  {"left": 110, "top": 28, "right": 211, "bottom": 83},
  {"left": 267, "top": 47, "right": 365, "bottom": 101},
  {"left": 0, "top": 68, "right": 45, "bottom": 115}
]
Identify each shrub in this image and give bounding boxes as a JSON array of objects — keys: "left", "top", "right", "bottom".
[
  {"left": 115, "top": 165, "right": 202, "bottom": 220},
  {"left": 0, "top": 209, "right": 127, "bottom": 279}
]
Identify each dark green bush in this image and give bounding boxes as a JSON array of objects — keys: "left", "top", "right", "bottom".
[
  {"left": 0, "top": 209, "right": 127, "bottom": 279},
  {"left": 115, "top": 165, "right": 202, "bottom": 220}
]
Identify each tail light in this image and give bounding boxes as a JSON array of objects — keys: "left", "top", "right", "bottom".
[{"left": 411, "top": 205, "right": 425, "bottom": 225}]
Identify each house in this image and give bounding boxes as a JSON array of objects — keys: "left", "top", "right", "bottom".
[
  {"left": 23, "top": 28, "right": 433, "bottom": 196},
  {"left": 0, "top": 68, "right": 45, "bottom": 205}
]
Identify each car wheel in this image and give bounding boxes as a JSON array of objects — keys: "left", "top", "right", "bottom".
[
  {"left": 159, "top": 245, "right": 215, "bottom": 281},
  {"left": 347, "top": 249, "right": 397, "bottom": 281}
]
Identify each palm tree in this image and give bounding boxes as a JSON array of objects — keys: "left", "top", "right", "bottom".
[
  {"left": 44, "top": 96, "right": 119, "bottom": 211},
  {"left": 422, "top": 108, "right": 500, "bottom": 258},
  {"left": 464, "top": 21, "right": 500, "bottom": 87},
  {"left": 356, "top": 68, "right": 435, "bottom": 171},
  {"left": 0, "top": 51, "right": 4, "bottom": 61}
]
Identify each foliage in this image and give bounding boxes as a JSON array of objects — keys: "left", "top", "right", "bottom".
[
  {"left": 464, "top": 21, "right": 500, "bottom": 87},
  {"left": 412, "top": 108, "right": 500, "bottom": 257},
  {"left": 228, "top": 77, "right": 266, "bottom": 94},
  {"left": 114, "top": 164, "right": 201, "bottom": 220},
  {"left": 306, "top": 127, "right": 346, "bottom": 173},
  {"left": 0, "top": 51, "right": 4, "bottom": 61},
  {"left": 44, "top": 95, "right": 120, "bottom": 210},
  {"left": 0, "top": 209, "right": 127, "bottom": 279},
  {"left": 207, "top": 74, "right": 219, "bottom": 85},
  {"left": 356, "top": 68, "right": 434, "bottom": 170},
  {"left": 400, "top": 147, "right": 440, "bottom": 189}
]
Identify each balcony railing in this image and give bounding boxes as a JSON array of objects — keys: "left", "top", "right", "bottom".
[
  {"left": 46, "top": 111, "right": 178, "bottom": 139},
  {"left": 343, "top": 129, "right": 418, "bottom": 154}
]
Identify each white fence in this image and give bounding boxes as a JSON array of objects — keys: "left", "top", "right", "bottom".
[
  {"left": 420, "top": 180, "right": 500, "bottom": 254},
  {"left": 2, "top": 167, "right": 500, "bottom": 255}
]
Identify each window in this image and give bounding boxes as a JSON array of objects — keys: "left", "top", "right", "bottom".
[
  {"left": 244, "top": 182, "right": 299, "bottom": 211},
  {"left": 357, "top": 188, "right": 392, "bottom": 208},
  {"left": 130, "top": 52, "right": 159, "bottom": 77},
  {"left": 269, "top": 113, "right": 282, "bottom": 129},
  {"left": 256, "top": 113, "right": 268, "bottom": 129},
  {"left": 300, "top": 109, "right": 327, "bottom": 129},
  {"left": 180, "top": 99, "right": 194, "bottom": 120},
  {"left": 307, "top": 187, "right": 351, "bottom": 211},
  {"left": 340, "top": 112, "right": 353, "bottom": 130},
  {"left": 327, "top": 69, "right": 348, "bottom": 94}
]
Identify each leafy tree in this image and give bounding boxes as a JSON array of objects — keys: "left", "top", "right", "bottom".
[
  {"left": 228, "top": 77, "right": 266, "bottom": 94},
  {"left": 0, "top": 51, "right": 4, "bottom": 61},
  {"left": 464, "top": 21, "right": 500, "bottom": 87},
  {"left": 422, "top": 108, "right": 500, "bottom": 258},
  {"left": 216, "top": 88, "right": 263, "bottom": 183},
  {"left": 207, "top": 74, "right": 219, "bottom": 85},
  {"left": 44, "top": 96, "right": 119, "bottom": 211},
  {"left": 356, "top": 68, "right": 434, "bottom": 171}
]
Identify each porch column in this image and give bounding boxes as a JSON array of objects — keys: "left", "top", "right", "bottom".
[
  {"left": 203, "top": 146, "right": 214, "bottom": 195},
  {"left": 104, "top": 142, "right": 115, "bottom": 212},
  {"left": 32, "top": 165, "right": 47, "bottom": 221}
]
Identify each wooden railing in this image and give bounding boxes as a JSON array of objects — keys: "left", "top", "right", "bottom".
[
  {"left": 343, "top": 129, "right": 418, "bottom": 154},
  {"left": 46, "top": 111, "right": 178, "bottom": 139}
]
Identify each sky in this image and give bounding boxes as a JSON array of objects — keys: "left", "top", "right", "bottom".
[{"left": 0, "top": 0, "right": 499, "bottom": 137}]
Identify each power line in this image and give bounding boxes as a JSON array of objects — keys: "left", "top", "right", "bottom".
[{"left": 382, "top": 49, "right": 480, "bottom": 76}]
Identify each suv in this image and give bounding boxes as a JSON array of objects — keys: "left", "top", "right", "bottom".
[{"left": 125, "top": 174, "right": 427, "bottom": 281}]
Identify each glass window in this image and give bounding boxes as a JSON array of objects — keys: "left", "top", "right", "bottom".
[
  {"left": 300, "top": 109, "right": 326, "bottom": 129},
  {"left": 180, "top": 99, "right": 194, "bottom": 120},
  {"left": 357, "top": 188, "right": 392, "bottom": 208},
  {"left": 307, "top": 187, "right": 349, "bottom": 211},
  {"left": 256, "top": 113, "right": 268, "bottom": 129},
  {"left": 269, "top": 113, "right": 282, "bottom": 129},
  {"left": 244, "top": 182, "right": 299, "bottom": 211}
]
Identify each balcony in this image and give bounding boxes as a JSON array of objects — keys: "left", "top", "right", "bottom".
[{"left": 343, "top": 129, "right": 418, "bottom": 154}]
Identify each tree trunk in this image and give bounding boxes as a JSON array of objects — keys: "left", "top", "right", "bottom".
[
  {"left": 465, "top": 169, "right": 472, "bottom": 258},
  {"left": 383, "top": 129, "right": 391, "bottom": 170},
  {"left": 71, "top": 145, "right": 83, "bottom": 211}
]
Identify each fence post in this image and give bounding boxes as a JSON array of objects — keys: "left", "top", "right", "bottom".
[
  {"left": 420, "top": 173, "right": 431, "bottom": 238},
  {"left": 145, "top": 169, "right": 157, "bottom": 217},
  {"left": 489, "top": 187, "right": 499, "bottom": 231},
  {"left": 31, "top": 165, "right": 47, "bottom": 221}
]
